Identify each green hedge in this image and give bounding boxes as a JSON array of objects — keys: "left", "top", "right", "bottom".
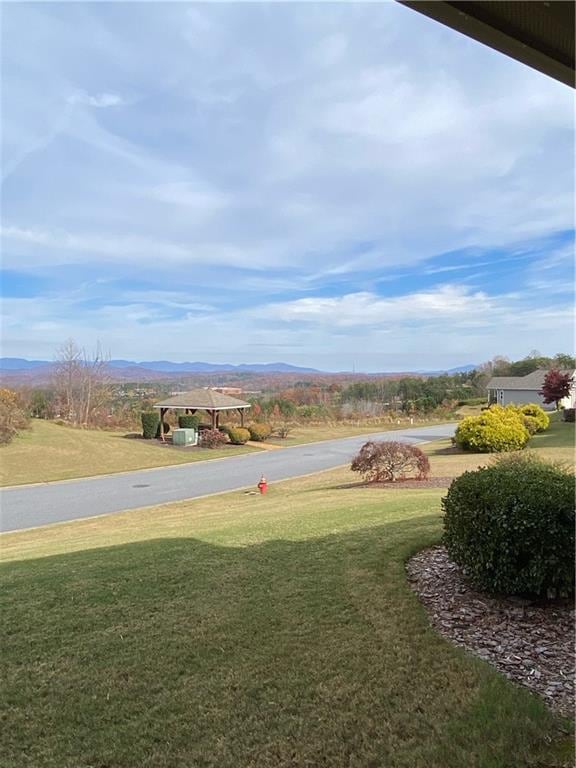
[
  {"left": 443, "top": 454, "right": 575, "bottom": 597},
  {"left": 178, "top": 414, "right": 200, "bottom": 429},
  {"left": 141, "top": 411, "right": 159, "bottom": 439}
]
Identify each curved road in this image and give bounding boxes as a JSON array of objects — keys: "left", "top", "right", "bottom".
[{"left": 0, "top": 423, "right": 455, "bottom": 533}]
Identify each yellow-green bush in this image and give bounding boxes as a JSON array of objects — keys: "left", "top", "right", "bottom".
[
  {"left": 455, "top": 406, "right": 529, "bottom": 452},
  {"left": 517, "top": 403, "right": 549, "bottom": 433},
  {"left": 248, "top": 423, "right": 272, "bottom": 442},
  {"left": 228, "top": 427, "right": 250, "bottom": 445}
]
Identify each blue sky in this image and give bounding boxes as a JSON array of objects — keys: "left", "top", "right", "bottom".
[{"left": 1, "top": 1, "right": 574, "bottom": 372}]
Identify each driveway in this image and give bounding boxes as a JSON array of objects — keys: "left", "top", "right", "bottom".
[{"left": 0, "top": 423, "right": 455, "bottom": 533}]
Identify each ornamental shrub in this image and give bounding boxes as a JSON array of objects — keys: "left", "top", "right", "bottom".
[
  {"left": 248, "top": 423, "right": 272, "bottom": 442},
  {"left": 455, "top": 406, "right": 529, "bottom": 452},
  {"left": 141, "top": 411, "right": 160, "bottom": 439},
  {"left": 228, "top": 427, "right": 251, "bottom": 445},
  {"left": 178, "top": 414, "right": 200, "bottom": 429},
  {"left": 200, "top": 429, "right": 228, "bottom": 449},
  {"left": 350, "top": 441, "right": 430, "bottom": 483},
  {"left": 443, "top": 454, "right": 575, "bottom": 597},
  {"left": 517, "top": 403, "right": 549, "bottom": 433},
  {"left": 521, "top": 415, "right": 540, "bottom": 435}
]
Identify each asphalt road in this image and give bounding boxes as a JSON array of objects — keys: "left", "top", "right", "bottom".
[{"left": 0, "top": 423, "right": 455, "bottom": 533}]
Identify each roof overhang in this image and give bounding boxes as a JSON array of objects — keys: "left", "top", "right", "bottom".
[{"left": 398, "top": 1, "right": 575, "bottom": 87}]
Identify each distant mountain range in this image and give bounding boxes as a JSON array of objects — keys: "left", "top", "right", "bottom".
[
  {"left": 0, "top": 357, "right": 478, "bottom": 379},
  {"left": 0, "top": 358, "right": 323, "bottom": 382}
]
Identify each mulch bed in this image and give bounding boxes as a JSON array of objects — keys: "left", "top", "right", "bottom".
[{"left": 406, "top": 546, "right": 575, "bottom": 717}]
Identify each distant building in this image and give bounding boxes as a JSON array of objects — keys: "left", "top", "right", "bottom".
[
  {"left": 486, "top": 369, "right": 576, "bottom": 410},
  {"left": 211, "top": 387, "right": 244, "bottom": 396}
]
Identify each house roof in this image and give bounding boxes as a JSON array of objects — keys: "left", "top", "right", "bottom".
[
  {"left": 154, "top": 389, "right": 251, "bottom": 410},
  {"left": 487, "top": 369, "right": 575, "bottom": 391},
  {"left": 399, "top": 2, "right": 575, "bottom": 88}
]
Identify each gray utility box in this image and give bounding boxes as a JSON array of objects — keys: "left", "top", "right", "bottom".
[{"left": 172, "top": 428, "right": 198, "bottom": 447}]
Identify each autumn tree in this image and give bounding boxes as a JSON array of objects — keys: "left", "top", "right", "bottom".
[
  {"left": 53, "top": 339, "right": 111, "bottom": 425},
  {"left": 0, "top": 388, "right": 30, "bottom": 444},
  {"left": 539, "top": 369, "right": 573, "bottom": 410}
]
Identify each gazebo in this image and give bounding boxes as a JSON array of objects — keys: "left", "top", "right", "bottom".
[{"left": 153, "top": 389, "right": 251, "bottom": 436}]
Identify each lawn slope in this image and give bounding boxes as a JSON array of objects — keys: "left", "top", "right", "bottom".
[
  {"left": 0, "top": 420, "right": 258, "bottom": 486},
  {"left": 1, "top": 460, "right": 573, "bottom": 767}
]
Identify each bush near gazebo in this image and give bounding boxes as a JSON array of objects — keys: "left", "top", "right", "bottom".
[
  {"left": 248, "top": 423, "right": 272, "bottom": 442},
  {"left": 455, "top": 405, "right": 529, "bottom": 453},
  {"left": 443, "top": 454, "right": 575, "bottom": 597},
  {"left": 178, "top": 414, "right": 201, "bottom": 429},
  {"left": 141, "top": 411, "right": 160, "bottom": 440},
  {"left": 200, "top": 429, "right": 228, "bottom": 448},
  {"left": 228, "top": 427, "right": 251, "bottom": 445}
]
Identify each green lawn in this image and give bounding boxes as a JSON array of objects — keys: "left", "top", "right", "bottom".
[
  {"left": 0, "top": 420, "right": 259, "bottom": 487},
  {"left": 1, "top": 457, "right": 573, "bottom": 767}
]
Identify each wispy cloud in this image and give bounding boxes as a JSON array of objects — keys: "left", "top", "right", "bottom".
[{"left": 67, "top": 91, "right": 126, "bottom": 108}]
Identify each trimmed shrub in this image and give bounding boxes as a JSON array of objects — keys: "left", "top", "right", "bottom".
[
  {"left": 228, "top": 427, "right": 250, "bottom": 445},
  {"left": 178, "top": 414, "right": 200, "bottom": 429},
  {"left": 141, "top": 411, "right": 160, "bottom": 440},
  {"left": 351, "top": 441, "right": 430, "bottom": 483},
  {"left": 562, "top": 408, "right": 575, "bottom": 423},
  {"left": 248, "top": 423, "right": 272, "bottom": 442},
  {"left": 517, "top": 403, "right": 549, "bottom": 433},
  {"left": 443, "top": 454, "right": 575, "bottom": 597},
  {"left": 200, "top": 429, "right": 228, "bottom": 449},
  {"left": 455, "top": 406, "right": 529, "bottom": 452}
]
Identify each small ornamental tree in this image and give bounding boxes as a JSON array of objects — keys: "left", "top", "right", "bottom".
[
  {"left": 539, "top": 369, "right": 573, "bottom": 410},
  {"left": 351, "top": 441, "right": 430, "bottom": 483}
]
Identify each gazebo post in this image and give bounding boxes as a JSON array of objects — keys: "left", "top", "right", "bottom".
[
  {"left": 210, "top": 410, "right": 216, "bottom": 429},
  {"left": 159, "top": 407, "right": 167, "bottom": 442},
  {"left": 238, "top": 408, "right": 245, "bottom": 427}
]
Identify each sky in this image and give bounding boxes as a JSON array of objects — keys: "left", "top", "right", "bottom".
[{"left": 1, "top": 1, "right": 574, "bottom": 372}]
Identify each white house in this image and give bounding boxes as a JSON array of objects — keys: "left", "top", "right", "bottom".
[{"left": 486, "top": 369, "right": 576, "bottom": 410}]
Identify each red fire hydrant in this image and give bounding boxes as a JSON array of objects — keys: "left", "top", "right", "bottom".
[{"left": 257, "top": 475, "right": 268, "bottom": 494}]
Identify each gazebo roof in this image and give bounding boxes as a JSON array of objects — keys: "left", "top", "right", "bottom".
[{"left": 153, "top": 389, "right": 251, "bottom": 411}]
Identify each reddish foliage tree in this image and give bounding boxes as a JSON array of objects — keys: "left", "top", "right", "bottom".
[
  {"left": 351, "top": 441, "right": 430, "bottom": 483},
  {"left": 539, "top": 369, "right": 573, "bottom": 410}
]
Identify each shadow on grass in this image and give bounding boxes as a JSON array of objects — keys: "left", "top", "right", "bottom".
[{"left": 1, "top": 519, "right": 572, "bottom": 768}]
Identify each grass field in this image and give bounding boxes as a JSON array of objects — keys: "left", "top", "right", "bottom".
[
  {"left": 1, "top": 423, "right": 573, "bottom": 768},
  {"left": 0, "top": 420, "right": 259, "bottom": 487},
  {"left": 267, "top": 418, "right": 449, "bottom": 447}
]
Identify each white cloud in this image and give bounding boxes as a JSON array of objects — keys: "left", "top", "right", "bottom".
[
  {"left": 67, "top": 90, "right": 125, "bottom": 108},
  {"left": 257, "top": 285, "right": 495, "bottom": 327}
]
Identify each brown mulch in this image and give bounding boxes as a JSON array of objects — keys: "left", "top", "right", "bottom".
[{"left": 406, "top": 546, "right": 575, "bottom": 717}]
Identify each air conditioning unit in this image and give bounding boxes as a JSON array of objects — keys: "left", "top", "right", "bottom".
[{"left": 172, "top": 428, "right": 198, "bottom": 447}]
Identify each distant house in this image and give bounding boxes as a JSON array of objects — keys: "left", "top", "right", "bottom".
[{"left": 486, "top": 369, "right": 576, "bottom": 410}]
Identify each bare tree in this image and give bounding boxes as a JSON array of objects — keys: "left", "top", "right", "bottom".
[{"left": 53, "top": 339, "right": 111, "bottom": 425}]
